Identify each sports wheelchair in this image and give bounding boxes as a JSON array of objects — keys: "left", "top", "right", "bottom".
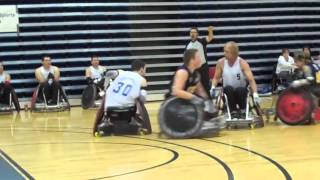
[
  {"left": 214, "top": 87, "right": 264, "bottom": 129},
  {"left": 276, "top": 85, "right": 320, "bottom": 125},
  {"left": 93, "top": 97, "right": 152, "bottom": 137},
  {"left": 30, "top": 83, "right": 70, "bottom": 112},
  {"left": 0, "top": 83, "right": 20, "bottom": 114}
]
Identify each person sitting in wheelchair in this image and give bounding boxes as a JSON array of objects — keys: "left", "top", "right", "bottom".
[
  {"left": 211, "top": 41, "right": 260, "bottom": 119},
  {"left": 35, "top": 55, "right": 62, "bottom": 105},
  {"left": 85, "top": 55, "right": 106, "bottom": 90},
  {"left": 275, "top": 48, "right": 296, "bottom": 90},
  {"left": 94, "top": 60, "right": 151, "bottom": 135},
  {"left": 291, "top": 51, "right": 320, "bottom": 94},
  {"left": 0, "top": 61, "right": 20, "bottom": 112},
  {"left": 275, "top": 51, "right": 320, "bottom": 125},
  {"left": 165, "top": 49, "right": 215, "bottom": 115},
  {"left": 82, "top": 56, "right": 107, "bottom": 109}
]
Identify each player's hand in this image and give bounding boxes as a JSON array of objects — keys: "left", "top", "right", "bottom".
[
  {"left": 191, "top": 95, "right": 204, "bottom": 106},
  {"left": 210, "top": 85, "right": 216, "bottom": 98},
  {"left": 253, "top": 92, "right": 260, "bottom": 104}
]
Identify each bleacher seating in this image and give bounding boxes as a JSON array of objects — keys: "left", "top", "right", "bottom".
[{"left": 0, "top": 0, "right": 319, "bottom": 100}]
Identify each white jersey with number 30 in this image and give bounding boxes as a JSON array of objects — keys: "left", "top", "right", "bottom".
[{"left": 105, "top": 71, "right": 145, "bottom": 108}]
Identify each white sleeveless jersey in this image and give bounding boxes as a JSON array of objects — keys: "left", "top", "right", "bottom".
[
  {"left": 222, "top": 57, "right": 247, "bottom": 88},
  {"left": 89, "top": 65, "right": 105, "bottom": 79},
  {"left": 40, "top": 66, "right": 56, "bottom": 80},
  {"left": 105, "top": 71, "right": 145, "bottom": 107}
]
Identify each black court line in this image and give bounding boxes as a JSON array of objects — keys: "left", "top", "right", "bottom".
[
  {"left": 1, "top": 128, "right": 234, "bottom": 180},
  {"left": 122, "top": 135, "right": 234, "bottom": 180},
  {"left": 0, "top": 149, "right": 35, "bottom": 180},
  {"left": 200, "top": 138, "right": 292, "bottom": 180},
  {"left": 3, "top": 141, "right": 178, "bottom": 180}
]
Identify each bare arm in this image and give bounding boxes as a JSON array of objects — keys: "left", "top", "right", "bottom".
[
  {"left": 85, "top": 68, "right": 91, "bottom": 78},
  {"left": 241, "top": 60, "right": 257, "bottom": 93},
  {"left": 206, "top": 26, "right": 214, "bottom": 43},
  {"left": 35, "top": 68, "right": 45, "bottom": 83},
  {"left": 195, "top": 82, "right": 208, "bottom": 99},
  {"left": 211, "top": 59, "right": 223, "bottom": 87},
  {"left": 54, "top": 67, "right": 60, "bottom": 81},
  {"left": 141, "top": 78, "right": 147, "bottom": 87},
  {"left": 172, "top": 70, "right": 194, "bottom": 100}
]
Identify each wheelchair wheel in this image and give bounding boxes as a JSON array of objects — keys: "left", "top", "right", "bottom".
[
  {"left": 10, "top": 89, "right": 20, "bottom": 112},
  {"left": 158, "top": 97, "right": 204, "bottom": 139},
  {"left": 276, "top": 88, "right": 314, "bottom": 125},
  {"left": 136, "top": 99, "right": 152, "bottom": 134},
  {"left": 81, "top": 85, "right": 97, "bottom": 109}
]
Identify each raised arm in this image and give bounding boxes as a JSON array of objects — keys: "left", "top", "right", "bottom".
[{"left": 206, "top": 26, "right": 215, "bottom": 43}]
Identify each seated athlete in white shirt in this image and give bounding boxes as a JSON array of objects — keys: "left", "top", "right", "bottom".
[
  {"left": 104, "top": 60, "right": 147, "bottom": 110},
  {"left": 211, "top": 41, "right": 259, "bottom": 118},
  {"left": 35, "top": 55, "right": 61, "bottom": 105},
  {"left": 276, "top": 48, "right": 295, "bottom": 74},
  {"left": 85, "top": 55, "right": 106, "bottom": 89},
  {"left": 0, "top": 61, "right": 20, "bottom": 111}
]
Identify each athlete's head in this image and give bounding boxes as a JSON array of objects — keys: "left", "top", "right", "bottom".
[
  {"left": 132, "top": 60, "right": 146, "bottom": 76},
  {"left": 224, "top": 41, "right": 239, "bottom": 61},
  {"left": 294, "top": 51, "right": 307, "bottom": 69},
  {"left": 91, "top": 55, "right": 100, "bottom": 67},
  {"left": 41, "top": 55, "right": 51, "bottom": 68},
  {"left": 303, "top": 46, "right": 311, "bottom": 56},
  {"left": 190, "top": 27, "right": 199, "bottom": 41},
  {"left": 282, "top": 48, "right": 290, "bottom": 59},
  {"left": 183, "top": 49, "right": 201, "bottom": 69}
]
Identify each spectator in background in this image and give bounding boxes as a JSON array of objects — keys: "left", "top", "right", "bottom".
[
  {"left": 276, "top": 48, "right": 295, "bottom": 74},
  {"left": 185, "top": 26, "right": 215, "bottom": 98}
]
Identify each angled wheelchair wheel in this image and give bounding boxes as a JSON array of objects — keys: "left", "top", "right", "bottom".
[
  {"left": 136, "top": 99, "right": 152, "bottom": 134},
  {"left": 81, "top": 85, "right": 97, "bottom": 109},
  {"left": 276, "top": 88, "right": 314, "bottom": 125},
  {"left": 158, "top": 97, "right": 204, "bottom": 139},
  {"left": 10, "top": 89, "right": 20, "bottom": 112}
]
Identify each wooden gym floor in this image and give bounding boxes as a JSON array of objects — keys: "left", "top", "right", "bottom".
[{"left": 0, "top": 99, "right": 320, "bottom": 180}]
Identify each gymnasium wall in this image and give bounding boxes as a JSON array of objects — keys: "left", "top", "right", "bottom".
[{"left": 0, "top": 0, "right": 320, "bottom": 100}]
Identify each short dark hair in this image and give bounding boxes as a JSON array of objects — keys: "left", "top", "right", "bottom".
[
  {"left": 42, "top": 55, "right": 51, "bottom": 61},
  {"left": 91, "top": 55, "right": 99, "bottom": 61},
  {"left": 282, "top": 48, "right": 289, "bottom": 54},
  {"left": 183, "top": 49, "right": 198, "bottom": 66},
  {"left": 294, "top": 51, "right": 306, "bottom": 63},
  {"left": 131, "top": 60, "right": 145, "bottom": 71},
  {"left": 190, "top": 27, "right": 199, "bottom": 33}
]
